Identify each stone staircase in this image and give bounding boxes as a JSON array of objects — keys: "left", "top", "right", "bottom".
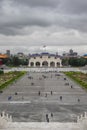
[{"left": 0, "top": 111, "right": 87, "bottom": 130}]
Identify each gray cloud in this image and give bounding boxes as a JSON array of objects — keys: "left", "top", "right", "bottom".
[
  {"left": 0, "top": 0, "right": 86, "bottom": 52},
  {"left": 13, "top": 0, "right": 60, "bottom": 8},
  {"left": 0, "top": 0, "right": 87, "bottom": 34},
  {"left": 59, "top": 0, "right": 87, "bottom": 14}
]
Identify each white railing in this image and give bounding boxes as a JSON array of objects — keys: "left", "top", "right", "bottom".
[
  {"left": 0, "top": 111, "right": 12, "bottom": 128},
  {"left": 77, "top": 112, "right": 87, "bottom": 123},
  {"left": 0, "top": 111, "right": 87, "bottom": 130}
]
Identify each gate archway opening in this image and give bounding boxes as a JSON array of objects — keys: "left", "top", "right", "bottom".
[
  {"left": 50, "top": 62, "right": 55, "bottom": 67},
  {"left": 57, "top": 62, "right": 60, "bottom": 67},
  {"left": 30, "top": 62, "right": 34, "bottom": 67},
  {"left": 36, "top": 62, "right": 40, "bottom": 67},
  {"left": 42, "top": 61, "right": 48, "bottom": 67}
]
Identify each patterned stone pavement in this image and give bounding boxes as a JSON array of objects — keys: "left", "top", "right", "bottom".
[{"left": 0, "top": 72, "right": 87, "bottom": 122}]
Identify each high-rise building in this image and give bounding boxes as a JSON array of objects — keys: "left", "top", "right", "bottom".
[
  {"left": 6, "top": 50, "right": 10, "bottom": 57},
  {"left": 69, "top": 49, "right": 73, "bottom": 54}
]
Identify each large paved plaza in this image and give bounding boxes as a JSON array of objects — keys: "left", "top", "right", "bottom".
[{"left": 0, "top": 71, "right": 87, "bottom": 122}]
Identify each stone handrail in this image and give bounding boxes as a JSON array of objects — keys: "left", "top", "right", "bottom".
[
  {"left": 77, "top": 112, "right": 87, "bottom": 123},
  {"left": 0, "top": 111, "right": 12, "bottom": 128},
  {"left": 0, "top": 111, "right": 87, "bottom": 130}
]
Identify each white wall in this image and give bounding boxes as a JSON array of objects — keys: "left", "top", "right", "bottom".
[{"left": 29, "top": 56, "right": 62, "bottom": 67}]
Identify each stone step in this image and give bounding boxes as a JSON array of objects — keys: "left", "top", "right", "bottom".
[{"left": 4, "top": 122, "right": 81, "bottom": 130}]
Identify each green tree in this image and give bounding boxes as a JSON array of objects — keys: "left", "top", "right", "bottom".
[
  {"left": 12, "top": 56, "right": 21, "bottom": 66},
  {"left": 69, "top": 57, "right": 86, "bottom": 67},
  {"left": 62, "top": 58, "right": 69, "bottom": 66}
]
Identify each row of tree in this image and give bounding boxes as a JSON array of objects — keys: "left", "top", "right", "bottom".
[
  {"left": 62, "top": 57, "right": 87, "bottom": 67},
  {"left": 1, "top": 56, "right": 87, "bottom": 67},
  {"left": 2, "top": 56, "right": 29, "bottom": 66},
  {"left": 0, "top": 70, "right": 4, "bottom": 74}
]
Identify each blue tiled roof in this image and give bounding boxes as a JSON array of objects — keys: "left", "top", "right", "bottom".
[
  {"left": 31, "top": 53, "right": 40, "bottom": 57},
  {"left": 30, "top": 52, "right": 60, "bottom": 57},
  {"left": 41, "top": 52, "right": 49, "bottom": 55},
  {"left": 84, "top": 54, "right": 87, "bottom": 56},
  {"left": 49, "top": 54, "right": 55, "bottom": 56}
]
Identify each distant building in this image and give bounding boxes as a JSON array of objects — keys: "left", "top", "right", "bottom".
[
  {"left": 17, "top": 52, "right": 25, "bottom": 59},
  {"left": 69, "top": 49, "right": 78, "bottom": 57},
  {"left": 62, "top": 49, "right": 78, "bottom": 58},
  {"left": 0, "top": 54, "right": 8, "bottom": 66},
  {"left": 28, "top": 52, "right": 62, "bottom": 67},
  {"left": 6, "top": 50, "right": 10, "bottom": 57},
  {"left": 83, "top": 54, "right": 87, "bottom": 59},
  {"left": 0, "top": 54, "right": 8, "bottom": 59}
]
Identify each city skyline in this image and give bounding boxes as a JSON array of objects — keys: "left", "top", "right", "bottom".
[{"left": 0, "top": 45, "right": 86, "bottom": 56}]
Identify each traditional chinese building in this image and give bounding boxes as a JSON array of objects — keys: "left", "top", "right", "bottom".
[
  {"left": 28, "top": 52, "right": 62, "bottom": 67},
  {"left": 0, "top": 54, "right": 8, "bottom": 65}
]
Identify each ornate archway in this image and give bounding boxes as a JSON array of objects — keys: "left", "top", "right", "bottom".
[
  {"left": 30, "top": 62, "right": 34, "bottom": 67},
  {"left": 56, "top": 62, "right": 60, "bottom": 67},
  {"left": 50, "top": 62, "right": 55, "bottom": 67},
  {"left": 42, "top": 61, "right": 48, "bottom": 67},
  {"left": 36, "top": 62, "right": 40, "bottom": 67}
]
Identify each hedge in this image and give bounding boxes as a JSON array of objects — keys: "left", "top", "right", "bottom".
[
  {"left": 0, "top": 71, "right": 26, "bottom": 90},
  {"left": 0, "top": 70, "right": 4, "bottom": 75},
  {"left": 64, "top": 71, "right": 87, "bottom": 89}
]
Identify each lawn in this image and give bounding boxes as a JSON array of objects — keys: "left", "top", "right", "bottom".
[
  {"left": 0, "top": 71, "right": 26, "bottom": 90},
  {"left": 64, "top": 71, "right": 87, "bottom": 89}
]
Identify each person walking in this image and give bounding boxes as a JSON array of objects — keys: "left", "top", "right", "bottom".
[
  {"left": 60, "top": 96, "right": 62, "bottom": 101},
  {"left": 78, "top": 98, "right": 80, "bottom": 102},
  {"left": 45, "top": 93, "right": 47, "bottom": 97},
  {"left": 46, "top": 114, "right": 49, "bottom": 122},
  {"left": 51, "top": 91, "right": 53, "bottom": 95},
  {"left": 71, "top": 85, "right": 73, "bottom": 88},
  {"left": 51, "top": 113, "right": 53, "bottom": 117},
  {"left": 38, "top": 91, "right": 41, "bottom": 96},
  {"left": 47, "top": 117, "right": 49, "bottom": 122}
]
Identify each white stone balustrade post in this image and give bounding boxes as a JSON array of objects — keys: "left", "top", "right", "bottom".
[
  {"left": 10, "top": 115, "right": 12, "bottom": 122},
  {"left": 2, "top": 111, "right": 5, "bottom": 118},
  {"left": 84, "top": 112, "right": 87, "bottom": 118}
]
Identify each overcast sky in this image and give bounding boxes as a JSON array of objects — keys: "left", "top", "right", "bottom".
[{"left": 0, "top": 0, "right": 87, "bottom": 55}]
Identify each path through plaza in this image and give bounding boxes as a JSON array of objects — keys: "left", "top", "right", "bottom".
[{"left": 0, "top": 72, "right": 87, "bottom": 122}]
